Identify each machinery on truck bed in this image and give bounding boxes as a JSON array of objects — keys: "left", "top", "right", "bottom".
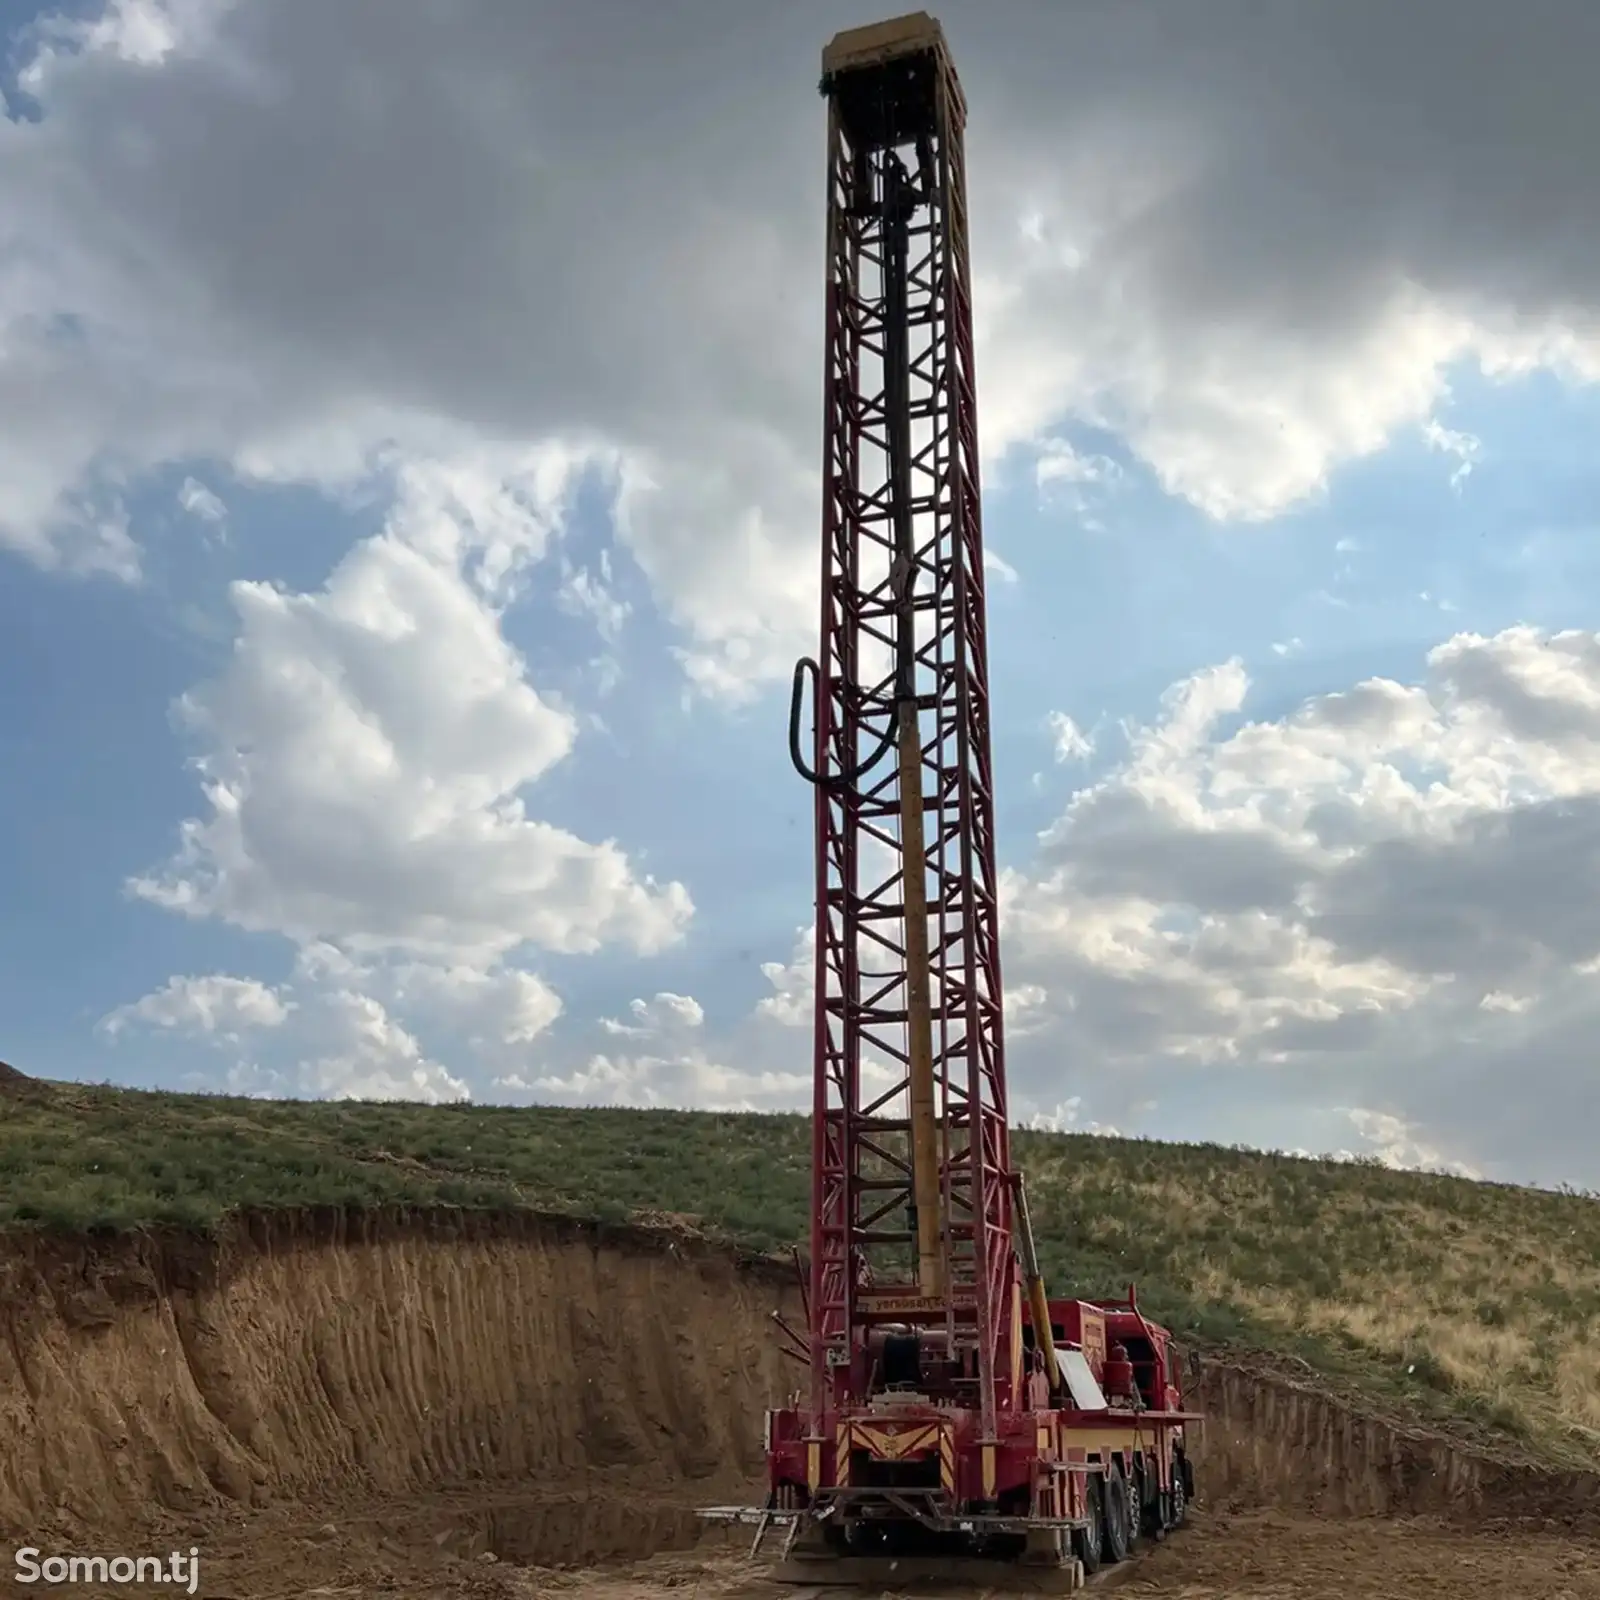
[{"left": 700, "top": 13, "right": 1201, "bottom": 1588}]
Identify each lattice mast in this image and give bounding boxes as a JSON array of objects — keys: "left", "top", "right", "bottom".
[{"left": 789, "top": 11, "right": 1016, "bottom": 1442}]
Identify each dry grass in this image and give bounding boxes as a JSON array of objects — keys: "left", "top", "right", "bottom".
[
  {"left": 1024, "top": 1136, "right": 1600, "bottom": 1464},
  {"left": 3, "top": 1075, "right": 1599, "bottom": 1468}
]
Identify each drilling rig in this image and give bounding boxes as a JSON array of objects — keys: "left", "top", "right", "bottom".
[{"left": 702, "top": 13, "right": 1200, "bottom": 1588}]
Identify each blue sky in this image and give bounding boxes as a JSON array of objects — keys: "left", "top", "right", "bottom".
[{"left": 8, "top": 0, "right": 1600, "bottom": 1190}]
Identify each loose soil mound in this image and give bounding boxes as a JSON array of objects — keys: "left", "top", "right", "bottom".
[{"left": 1, "top": 1206, "right": 1596, "bottom": 1595}]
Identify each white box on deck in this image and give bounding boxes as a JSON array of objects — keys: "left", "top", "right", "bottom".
[{"left": 1056, "top": 1347, "right": 1108, "bottom": 1412}]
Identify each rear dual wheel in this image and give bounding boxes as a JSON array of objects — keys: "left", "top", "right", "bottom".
[
  {"left": 1137, "top": 1459, "right": 1167, "bottom": 1542},
  {"left": 1100, "top": 1466, "right": 1132, "bottom": 1564},
  {"left": 1169, "top": 1458, "right": 1189, "bottom": 1528},
  {"left": 1073, "top": 1479, "right": 1103, "bottom": 1575},
  {"left": 1074, "top": 1460, "right": 1145, "bottom": 1572}
]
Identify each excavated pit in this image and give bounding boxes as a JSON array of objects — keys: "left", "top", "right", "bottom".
[
  {"left": 0, "top": 1209, "right": 797, "bottom": 1581},
  {"left": 1, "top": 1206, "right": 1596, "bottom": 1595}
]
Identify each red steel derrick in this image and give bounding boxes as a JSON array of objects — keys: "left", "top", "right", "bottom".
[
  {"left": 691, "top": 12, "right": 1203, "bottom": 1587},
  {"left": 788, "top": 12, "right": 1014, "bottom": 1436}
]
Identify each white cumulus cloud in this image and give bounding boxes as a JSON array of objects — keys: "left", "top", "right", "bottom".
[
  {"left": 998, "top": 625, "right": 1600, "bottom": 1180},
  {"left": 99, "top": 973, "right": 291, "bottom": 1040},
  {"left": 756, "top": 926, "right": 815, "bottom": 1029},
  {"left": 125, "top": 449, "right": 692, "bottom": 963},
  {"left": 104, "top": 951, "right": 545, "bottom": 1102},
  {"left": 600, "top": 992, "right": 705, "bottom": 1038}
]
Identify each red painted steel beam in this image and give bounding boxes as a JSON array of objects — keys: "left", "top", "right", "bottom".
[{"left": 798, "top": 15, "right": 1015, "bottom": 1443}]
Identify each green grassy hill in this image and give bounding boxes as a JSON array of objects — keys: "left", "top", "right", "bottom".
[{"left": 5, "top": 1073, "right": 1600, "bottom": 1471}]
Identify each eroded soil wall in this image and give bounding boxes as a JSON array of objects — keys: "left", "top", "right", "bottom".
[
  {"left": 0, "top": 1209, "right": 796, "bottom": 1549},
  {"left": 1192, "top": 1353, "right": 1600, "bottom": 1532},
  {"left": 3, "top": 1207, "right": 1596, "bottom": 1570}
]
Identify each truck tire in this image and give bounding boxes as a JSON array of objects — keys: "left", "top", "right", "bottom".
[
  {"left": 1074, "top": 1480, "right": 1103, "bottom": 1574},
  {"left": 1101, "top": 1466, "right": 1131, "bottom": 1564},
  {"left": 1140, "top": 1459, "right": 1165, "bottom": 1540},
  {"left": 1169, "top": 1457, "right": 1189, "bottom": 1528}
]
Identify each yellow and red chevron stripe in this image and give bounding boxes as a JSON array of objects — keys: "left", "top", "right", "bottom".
[
  {"left": 834, "top": 1419, "right": 955, "bottom": 1493},
  {"left": 848, "top": 1420, "right": 942, "bottom": 1459}
]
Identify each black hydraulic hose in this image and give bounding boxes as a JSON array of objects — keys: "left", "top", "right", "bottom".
[
  {"left": 788, "top": 145, "right": 926, "bottom": 799},
  {"left": 788, "top": 655, "right": 898, "bottom": 790}
]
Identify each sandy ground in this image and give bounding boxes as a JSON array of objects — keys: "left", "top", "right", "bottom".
[
  {"left": 550, "top": 1516, "right": 1600, "bottom": 1600},
  {"left": 564, "top": 1517, "right": 1600, "bottom": 1600},
  {"left": 166, "top": 1507, "right": 1600, "bottom": 1599}
]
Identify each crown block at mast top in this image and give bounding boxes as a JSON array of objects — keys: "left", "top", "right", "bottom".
[{"left": 819, "top": 12, "right": 967, "bottom": 144}]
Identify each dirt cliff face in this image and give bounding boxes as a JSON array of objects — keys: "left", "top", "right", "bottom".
[
  {"left": 0, "top": 1208, "right": 798, "bottom": 1554},
  {"left": 1191, "top": 1350, "right": 1600, "bottom": 1534},
  {"left": 3, "top": 1206, "right": 1597, "bottom": 1579}
]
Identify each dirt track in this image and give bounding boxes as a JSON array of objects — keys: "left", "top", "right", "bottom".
[
  {"left": 4, "top": 1209, "right": 1600, "bottom": 1597},
  {"left": 176, "top": 1506, "right": 1600, "bottom": 1598}
]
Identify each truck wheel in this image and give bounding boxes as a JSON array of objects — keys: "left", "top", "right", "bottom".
[
  {"left": 1074, "top": 1480, "right": 1103, "bottom": 1574},
  {"left": 1101, "top": 1467, "right": 1131, "bottom": 1564},
  {"left": 1140, "top": 1460, "right": 1165, "bottom": 1540},
  {"left": 1168, "top": 1460, "right": 1188, "bottom": 1528},
  {"left": 1124, "top": 1464, "right": 1143, "bottom": 1547}
]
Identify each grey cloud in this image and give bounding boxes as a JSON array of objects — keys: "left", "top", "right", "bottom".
[
  {"left": 1294, "top": 679, "right": 1424, "bottom": 736},
  {"left": 1432, "top": 630, "right": 1600, "bottom": 745},
  {"left": 1250, "top": 1007, "right": 1389, "bottom": 1059},
  {"left": 1310, "top": 795, "right": 1600, "bottom": 980},
  {"left": 1326, "top": 976, "right": 1600, "bottom": 1187},
  {"left": 992, "top": 629, "right": 1600, "bottom": 1186},
  {"left": 1301, "top": 799, "right": 1381, "bottom": 854},
  {"left": 977, "top": 0, "right": 1600, "bottom": 315},
  {"left": 10, "top": 0, "right": 1600, "bottom": 661},
  {"left": 1057, "top": 968, "right": 1220, "bottom": 1057},
  {"left": 1054, "top": 788, "right": 1311, "bottom": 913}
]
